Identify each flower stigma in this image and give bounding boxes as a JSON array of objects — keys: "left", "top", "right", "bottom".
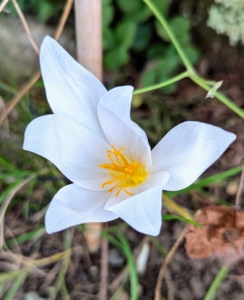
[{"left": 99, "top": 145, "right": 148, "bottom": 196}]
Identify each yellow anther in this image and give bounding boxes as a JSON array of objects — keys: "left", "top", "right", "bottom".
[{"left": 99, "top": 145, "right": 147, "bottom": 197}]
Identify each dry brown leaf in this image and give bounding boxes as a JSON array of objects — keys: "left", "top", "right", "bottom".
[{"left": 185, "top": 205, "right": 244, "bottom": 265}]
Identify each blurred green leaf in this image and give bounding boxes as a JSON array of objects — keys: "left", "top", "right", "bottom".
[
  {"left": 116, "top": 21, "right": 137, "bottom": 49},
  {"left": 153, "top": 0, "right": 171, "bottom": 16},
  {"left": 124, "top": 6, "right": 152, "bottom": 22},
  {"left": 102, "top": 2, "right": 114, "bottom": 27},
  {"left": 184, "top": 46, "right": 200, "bottom": 65},
  {"left": 166, "top": 166, "right": 242, "bottom": 198},
  {"left": 163, "top": 214, "right": 202, "bottom": 227},
  {"left": 103, "top": 28, "right": 115, "bottom": 51},
  {"left": 103, "top": 0, "right": 112, "bottom": 5},
  {"left": 104, "top": 47, "right": 129, "bottom": 70},
  {"left": 141, "top": 68, "right": 158, "bottom": 87},
  {"left": 147, "top": 43, "right": 166, "bottom": 59},
  {"left": 133, "top": 24, "right": 152, "bottom": 51},
  {"left": 116, "top": 0, "right": 142, "bottom": 12},
  {"left": 37, "top": 1, "right": 56, "bottom": 23},
  {"left": 155, "top": 16, "right": 190, "bottom": 43}
]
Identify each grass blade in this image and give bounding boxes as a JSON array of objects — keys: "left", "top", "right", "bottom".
[{"left": 203, "top": 265, "right": 228, "bottom": 300}]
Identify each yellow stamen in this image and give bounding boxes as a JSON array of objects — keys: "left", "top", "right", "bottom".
[{"left": 99, "top": 145, "right": 147, "bottom": 196}]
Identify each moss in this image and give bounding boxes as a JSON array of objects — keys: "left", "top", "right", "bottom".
[{"left": 207, "top": 0, "right": 244, "bottom": 46}]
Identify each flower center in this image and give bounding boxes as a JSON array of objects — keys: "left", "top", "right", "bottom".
[{"left": 99, "top": 145, "right": 148, "bottom": 197}]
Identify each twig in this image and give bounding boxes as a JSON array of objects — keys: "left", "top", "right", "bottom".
[
  {"left": 0, "top": 70, "right": 41, "bottom": 125},
  {"left": 11, "top": 0, "right": 39, "bottom": 54},
  {"left": 99, "top": 223, "right": 108, "bottom": 300},
  {"left": 165, "top": 270, "right": 175, "bottom": 300},
  {"left": 235, "top": 158, "right": 244, "bottom": 206},
  {"left": 154, "top": 225, "right": 188, "bottom": 300},
  {"left": 54, "top": 0, "right": 74, "bottom": 40},
  {"left": 0, "top": 0, "right": 9, "bottom": 12},
  {"left": 0, "top": 0, "right": 74, "bottom": 126}
]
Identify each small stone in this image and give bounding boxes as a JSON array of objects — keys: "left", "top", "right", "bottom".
[
  {"left": 226, "top": 180, "right": 239, "bottom": 195},
  {"left": 88, "top": 265, "right": 99, "bottom": 279},
  {"left": 23, "top": 292, "right": 45, "bottom": 300},
  {"left": 136, "top": 243, "right": 150, "bottom": 275},
  {"left": 190, "top": 277, "right": 205, "bottom": 299},
  {"left": 109, "top": 248, "right": 125, "bottom": 268}
]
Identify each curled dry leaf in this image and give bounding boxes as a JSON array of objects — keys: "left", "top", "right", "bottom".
[{"left": 185, "top": 205, "right": 244, "bottom": 265}]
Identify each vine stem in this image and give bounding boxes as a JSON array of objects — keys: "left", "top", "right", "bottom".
[
  {"left": 133, "top": 71, "right": 189, "bottom": 95},
  {"left": 143, "top": 0, "right": 194, "bottom": 72},
  {"left": 190, "top": 75, "right": 244, "bottom": 119}
]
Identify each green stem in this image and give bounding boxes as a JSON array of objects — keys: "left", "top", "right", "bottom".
[
  {"left": 133, "top": 71, "right": 189, "bottom": 95},
  {"left": 203, "top": 265, "right": 228, "bottom": 300},
  {"left": 143, "top": 0, "right": 194, "bottom": 72},
  {"left": 191, "top": 75, "right": 244, "bottom": 119}
]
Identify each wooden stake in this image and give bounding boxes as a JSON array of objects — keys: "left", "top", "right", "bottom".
[
  {"left": 74, "top": 0, "right": 103, "bottom": 253},
  {"left": 75, "top": 0, "right": 102, "bottom": 80}
]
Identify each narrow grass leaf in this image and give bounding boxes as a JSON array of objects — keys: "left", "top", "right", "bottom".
[
  {"left": 4, "top": 270, "right": 28, "bottom": 300},
  {"left": 6, "top": 227, "right": 45, "bottom": 247},
  {"left": 166, "top": 166, "right": 241, "bottom": 198},
  {"left": 163, "top": 214, "right": 202, "bottom": 227},
  {"left": 114, "top": 229, "right": 139, "bottom": 300},
  {"left": 203, "top": 265, "right": 229, "bottom": 300}
]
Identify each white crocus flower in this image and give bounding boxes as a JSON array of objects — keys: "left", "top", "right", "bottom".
[{"left": 23, "top": 37, "right": 236, "bottom": 236}]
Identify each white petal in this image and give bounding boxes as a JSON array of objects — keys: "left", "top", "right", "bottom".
[
  {"left": 143, "top": 170, "right": 170, "bottom": 190},
  {"left": 105, "top": 186, "right": 163, "bottom": 236},
  {"left": 97, "top": 105, "right": 152, "bottom": 170},
  {"left": 40, "top": 36, "right": 106, "bottom": 136},
  {"left": 45, "top": 184, "right": 117, "bottom": 233},
  {"left": 152, "top": 121, "right": 236, "bottom": 191},
  {"left": 23, "top": 114, "right": 113, "bottom": 190},
  {"left": 98, "top": 86, "right": 149, "bottom": 149}
]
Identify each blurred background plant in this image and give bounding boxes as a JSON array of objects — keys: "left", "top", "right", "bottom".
[{"left": 207, "top": 0, "right": 244, "bottom": 46}]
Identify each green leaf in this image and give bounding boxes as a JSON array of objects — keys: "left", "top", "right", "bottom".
[
  {"left": 147, "top": 43, "right": 166, "bottom": 59},
  {"left": 103, "top": 28, "right": 115, "bottom": 51},
  {"left": 141, "top": 68, "right": 158, "bottom": 87},
  {"left": 155, "top": 16, "right": 190, "bottom": 43},
  {"left": 203, "top": 266, "right": 228, "bottom": 300},
  {"left": 124, "top": 6, "right": 152, "bottom": 22},
  {"left": 184, "top": 46, "right": 200, "bottom": 65},
  {"left": 103, "top": 0, "right": 112, "bottom": 5},
  {"left": 37, "top": 2, "right": 56, "bottom": 23},
  {"left": 166, "top": 166, "right": 242, "bottom": 198},
  {"left": 157, "top": 46, "right": 181, "bottom": 76},
  {"left": 163, "top": 214, "right": 203, "bottom": 227},
  {"left": 116, "top": 0, "right": 142, "bottom": 12},
  {"left": 153, "top": 0, "right": 171, "bottom": 16},
  {"left": 102, "top": 3, "right": 114, "bottom": 27},
  {"left": 104, "top": 47, "right": 129, "bottom": 70},
  {"left": 133, "top": 24, "right": 152, "bottom": 51},
  {"left": 116, "top": 21, "right": 137, "bottom": 49}
]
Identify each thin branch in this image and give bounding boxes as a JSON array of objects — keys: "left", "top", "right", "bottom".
[
  {"left": 0, "top": 0, "right": 9, "bottom": 13},
  {"left": 0, "top": 70, "right": 41, "bottom": 125},
  {"left": 54, "top": 0, "right": 74, "bottom": 40},
  {"left": 99, "top": 223, "right": 108, "bottom": 300},
  {"left": 0, "top": 0, "right": 74, "bottom": 126},
  {"left": 11, "top": 0, "right": 39, "bottom": 54},
  {"left": 235, "top": 158, "right": 244, "bottom": 206},
  {"left": 154, "top": 225, "right": 188, "bottom": 300}
]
